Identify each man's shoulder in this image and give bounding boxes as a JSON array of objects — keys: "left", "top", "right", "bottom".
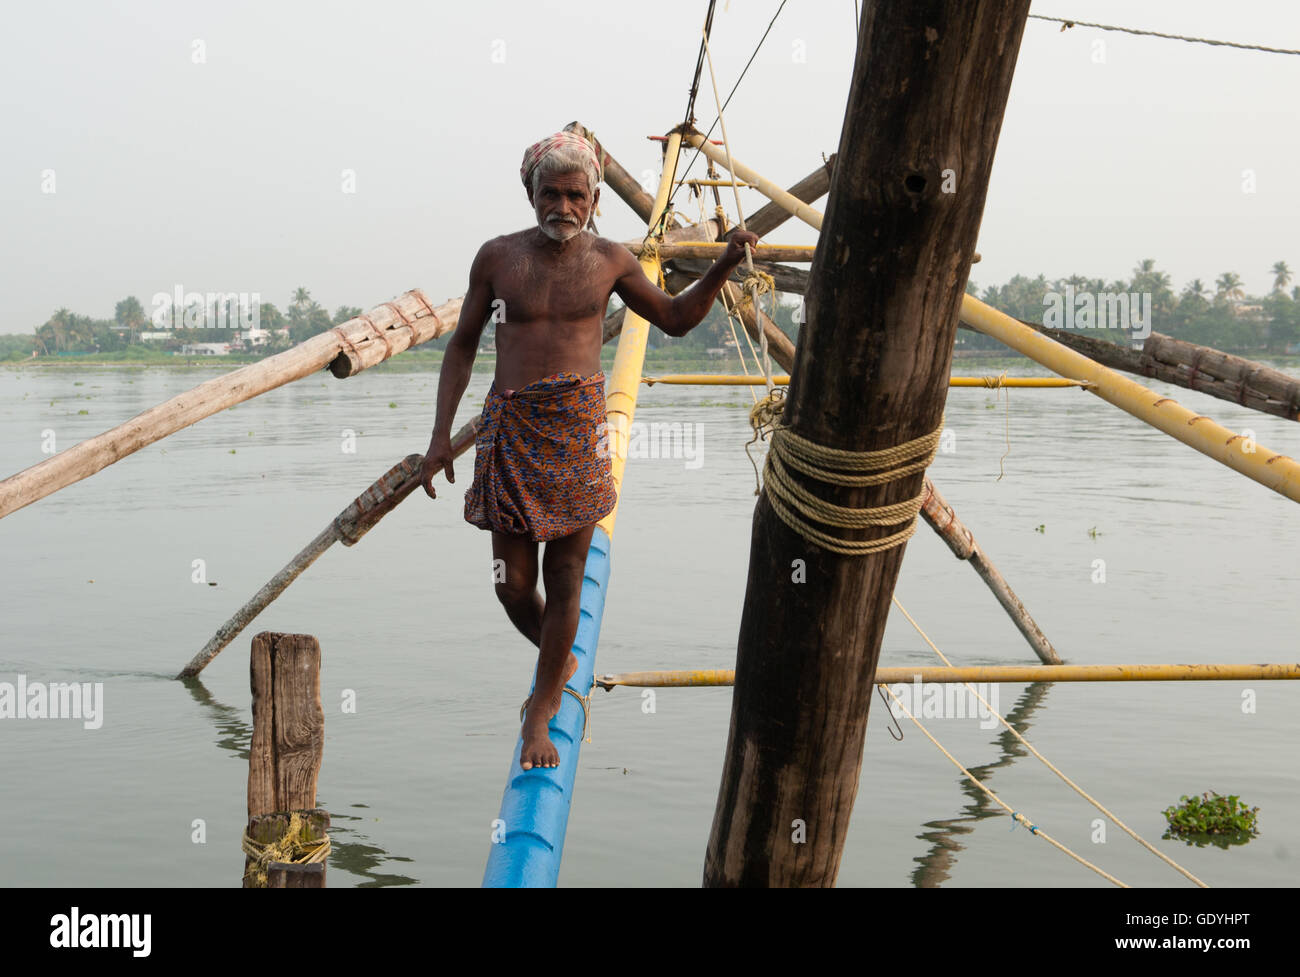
[
  {"left": 480, "top": 230, "right": 532, "bottom": 255},
  {"left": 589, "top": 234, "right": 636, "bottom": 272}
]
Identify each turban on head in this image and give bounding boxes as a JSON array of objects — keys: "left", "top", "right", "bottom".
[{"left": 520, "top": 127, "right": 603, "bottom": 192}]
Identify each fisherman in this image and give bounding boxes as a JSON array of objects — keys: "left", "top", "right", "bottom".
[{"left": 421, "top": 127, "right": 757, "bottom": 771}]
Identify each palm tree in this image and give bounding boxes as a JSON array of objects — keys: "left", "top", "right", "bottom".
[
  {"left": 115, "top": 296, "right": 146, "bottom": 345},
  {"left": 1271, "top": 261, "right": 1293, "bottom": 293},
  {"left": 46, "top": 308, "right": 73, "bottom": 352},
  {"left": 1214, "top": 272, "right": 1244, "bottom": 305}
]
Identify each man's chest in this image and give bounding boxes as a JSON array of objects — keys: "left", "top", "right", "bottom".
[{"left": 491, "top": 251, "right": 614, "bottom": 326}]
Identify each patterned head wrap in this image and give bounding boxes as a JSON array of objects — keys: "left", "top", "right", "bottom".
[{"left": 520, "top": 127, "right": 603, "bottom": 192}]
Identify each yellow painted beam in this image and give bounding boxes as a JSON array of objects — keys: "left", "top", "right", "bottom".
[
  {"left": 683, "top": 132, "right": 825, "bottom": 232},
  {"left": 596, "top": 663, "right": 1300, "bottom": 688},
  {"left": 640, "top": 374, "right": 1090, "bottom": 388},
  {"left": 960, "top": 295, "right": 1300, "bottom": 504},
  {"left": 598, "top": 131, "right": 683, "bottom": 537}
]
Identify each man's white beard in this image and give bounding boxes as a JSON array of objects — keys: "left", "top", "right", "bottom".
[{"left": 539, "top": 214, "right": 583, "bottom": 242}]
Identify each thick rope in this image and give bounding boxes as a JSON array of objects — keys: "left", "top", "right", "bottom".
[
  {"left": 750, "top": 402, "right": 943, "bottom": 556},
  {"left": 241, "top": 811, "right": 331, "bottom": 887},
  {"left": 889, "top": 597, "right": 1210, "bottom": 887},
  {"left": 879, "top": 683, "right": 1129, "bottom": 887}
]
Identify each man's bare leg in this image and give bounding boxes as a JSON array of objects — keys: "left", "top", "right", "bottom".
[
  {"left": 519, "top": 522, "right": 596, "bottom": 770},
  {"left": 491, "top": 531, "right": 543, "bottom": 647}
]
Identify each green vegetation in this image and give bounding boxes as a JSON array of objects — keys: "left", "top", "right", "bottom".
[
  {"left": 7, "top": 257, "right": 1300, "bottom": 368},
  {"left": 1162, "top": 791, "right": 1259, "bottom": 848},
  {"left": 963, "top": 258, "right": 1300, "bottom": 355}
]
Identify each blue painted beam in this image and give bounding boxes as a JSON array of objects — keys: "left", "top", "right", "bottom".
[{"left": 482, "top": 526, "right": 612, "bottom": 887}]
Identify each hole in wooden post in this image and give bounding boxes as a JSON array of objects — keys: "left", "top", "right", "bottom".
[{"left": 904, "top": 173, "right": 927, "bottom": 194}]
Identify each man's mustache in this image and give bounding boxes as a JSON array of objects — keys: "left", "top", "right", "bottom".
[{"left": 546, "top": 214, "right": 579, "bottom": 225}]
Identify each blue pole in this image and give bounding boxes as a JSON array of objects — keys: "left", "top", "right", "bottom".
[{"left": 482, "top": 526, "right": 613, "bottom": 887}]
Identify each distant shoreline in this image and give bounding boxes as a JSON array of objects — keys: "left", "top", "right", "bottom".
[{"left": 6, "top": 348, "right": 1297, "bottom": 374}]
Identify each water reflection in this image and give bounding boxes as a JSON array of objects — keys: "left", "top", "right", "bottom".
[
  {"left": 908, "top": 681, "right": 1051, "bottom": 888},
  {"left": 179, "top": 676, "right": 418, "bottom": 887}
]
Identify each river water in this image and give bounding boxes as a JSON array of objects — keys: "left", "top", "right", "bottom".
[{"left": 1, "top": 360, "right": 1296, "bottom": 887}]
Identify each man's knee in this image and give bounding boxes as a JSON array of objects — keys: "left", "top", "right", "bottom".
[
  {"left": 542, "top": 553, "right": 588, "bottom": 601},
  {"left": 494, "top": 577, "right": 535, "bottom": 609}
]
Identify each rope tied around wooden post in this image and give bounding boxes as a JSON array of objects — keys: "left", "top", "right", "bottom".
[
  {"left": 240, "top": 811, "right": 331, "bottom": 888},
  {"left": 752, "top": 407, "right": 945, "bottom": 556}
]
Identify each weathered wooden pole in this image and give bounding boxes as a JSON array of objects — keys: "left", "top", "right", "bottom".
[
  {"left": 967, "top": 321, "right": 1300, "bottom": 422},
  {"left": 177, "top": 417, "right": 479, "bottom": 678},
  {"left": 703, "top": 0, "right": 1032, "bottom": 886},
  {"left": 0, "top": 290, "right": 460, "bottom": 520},
  {"left": 243, "top": 632, "right": 328, "bottom": 888},
  {"left": 919, "top": 480, "right": 1060, "bottom": 664}
]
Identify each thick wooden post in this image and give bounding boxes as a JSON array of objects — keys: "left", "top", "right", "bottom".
[
  {"left": 703, "top": 1, "right": 1031, "bottom": 886},
  {"left": 244, "top": 632, "right": 328, "bottom": 888}
]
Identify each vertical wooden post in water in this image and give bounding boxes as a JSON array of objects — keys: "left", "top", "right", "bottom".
[
  {"left": 243, "top": 632, "right": 328, "bottom": 888},
  {"left": 703, "top": 0, "right": 1032, "bottom": 886}
]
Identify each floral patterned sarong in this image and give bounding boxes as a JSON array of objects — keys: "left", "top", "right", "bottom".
[{"left": 464, "top": 372, "right": 617, "bottom": 541}]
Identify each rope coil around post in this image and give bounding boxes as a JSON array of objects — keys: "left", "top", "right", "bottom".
[
  {"left": 751, "top": 399, "right": 944, "bottom": 556},
  {"left": 240, "top": 811, "right": 331, "bottom": 888}
]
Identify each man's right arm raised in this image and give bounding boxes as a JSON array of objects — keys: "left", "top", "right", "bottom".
[{"left": 421, "top": 240, "right": 496, "bottom": 499}]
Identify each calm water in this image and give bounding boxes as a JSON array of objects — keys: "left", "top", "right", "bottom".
[{"left": 1, "top": 361, "right": 1297, "bottom": 887}]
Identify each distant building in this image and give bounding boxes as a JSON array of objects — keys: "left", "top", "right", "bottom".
[
  {"left": 179, "top": 343, "right": 231, "bottom": 356},
  {"left": 138, "top": 332, "right": 173, "bottom": 341},
  {"left": 235, "top": 328, "right": 271, "bottom": 347}
]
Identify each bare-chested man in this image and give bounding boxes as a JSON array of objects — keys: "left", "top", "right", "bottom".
[{"left": 421, "top": 129, "right": 756, "bottom": 771}]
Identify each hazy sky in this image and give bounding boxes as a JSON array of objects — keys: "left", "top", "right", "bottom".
[{"left": 2, "top": 0, "right": 1297, "bottom": 331}]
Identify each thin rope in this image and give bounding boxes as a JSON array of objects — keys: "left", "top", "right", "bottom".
[
  {"left": 1029, "top": 14, "right": 1300, "bottom": 57},
  {"left": 889, "top": 596, "right": 1210, "bottom": 888},
  {"left": 993, "top": 371, "right": 1011, "bottom": 482},
  {"left": 701, "top": 27, "right": 776, "bottom": 398},
  {"left": 668, "top": 0, "right": 789, "bottom": 214},
  {"left": 879, "top": 683, "right": 1130, "bottom": 887},
  {"left": 681, "top": 0, "right": 719, "bottom": 130}
]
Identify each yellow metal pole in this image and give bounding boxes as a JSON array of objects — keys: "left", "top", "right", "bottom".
[
  {"left": 596, "top": 663, "right": 1300, "bottom": 688},
  {"left": 640, "top": 374, "right": 1089, "bottom": 388},
  {"left": 960, "top": 295, "right": 1300, "bottom": 504},
  {"left": 598, "top": 130, "right": 683, "bottom": 537},
  {"left": 683, "top": 131, "right": 825, "bottom": 232}
]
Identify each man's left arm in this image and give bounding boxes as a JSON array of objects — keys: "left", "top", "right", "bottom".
[{"left": 612, "top": 231, "right": 759, "bottom": 337}]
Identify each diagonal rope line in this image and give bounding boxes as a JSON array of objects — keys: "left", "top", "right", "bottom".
[
  {"left": 1029, "top": 13, "right": 1300, "bottom": 56},
  {"left": 668, "top": 0, "right": 789, "bottom": 214},
  {"left": 879, "top": 682, "right": 1130, "bottom": 888},
  {"left": 890, "top": 596, "right": 1210, "bottom": 888}
]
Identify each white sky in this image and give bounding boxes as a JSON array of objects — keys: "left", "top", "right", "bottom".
[{"left": 1, "top": 0, "right": 1297, "bottom": 330}]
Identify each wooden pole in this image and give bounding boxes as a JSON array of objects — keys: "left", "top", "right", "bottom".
[
  {"left": 244, "top": 632, "right": 327, "bottom": 888},
  {"left": 703, "top": 1, "right": 1032, "bottom": 887},
  {"left": 964, "top": 321, "right": 1300, "bottom": 422},
  {"left": 628, "top": 242, "right": 817, "bottom": 262},
  {"left": 919, "top": 480, "right": 1060, "bottom": 664},
  {"left": 0, "top": 290, "right": 460, "bottom": 520},
  {"left": 739, "top": 157, "right": 834, "bottom": 240},
  {"left": 598, "top": 662, "right": 1300, "bottom": 687},
  {"left": 682, "top": 133, "right": 826, "bottom": 233},
  {"left": 960, "top": 296, "right": 1300, "bottom": 503},
  {"left": 176, "top": 418, "right": 479, "bottom": 678}
]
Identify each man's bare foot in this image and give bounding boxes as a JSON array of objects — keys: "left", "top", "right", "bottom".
[
  {"left": 520, "top": 724, "right": 560, "bottom": 771},
  {"left": 519, "top": 653, "right": 579, "bottom": 771}
]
